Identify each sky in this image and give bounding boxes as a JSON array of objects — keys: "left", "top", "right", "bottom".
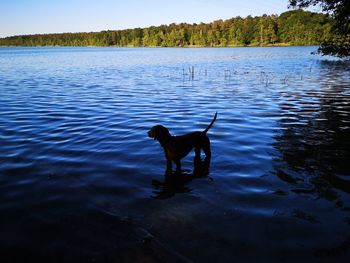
[{"left": 0, "top": 0, "right": 318, "bottom": 38}]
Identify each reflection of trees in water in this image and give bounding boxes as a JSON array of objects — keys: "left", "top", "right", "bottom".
[{"left": 273, "top": 61, "right": 350, "bottom": 204}]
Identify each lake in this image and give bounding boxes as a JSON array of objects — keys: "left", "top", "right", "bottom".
[{"left": 0, "top": 46, "right": 349, "bottom": 262}]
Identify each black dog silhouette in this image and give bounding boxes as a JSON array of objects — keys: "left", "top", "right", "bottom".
[{"left": 148, "top": 112, "right": 217, "bottom": 172}]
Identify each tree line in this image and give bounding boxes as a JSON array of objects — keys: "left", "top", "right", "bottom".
[
  {"left": 0, "top": 10, "right": 334, "bottom": 47},
  {"left": 289, "top": 0, "right": 349, "bottom": 57}
]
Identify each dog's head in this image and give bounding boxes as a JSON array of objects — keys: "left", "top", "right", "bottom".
[{"left": 148, "top": 125, "right": 171, "bottom": 143}]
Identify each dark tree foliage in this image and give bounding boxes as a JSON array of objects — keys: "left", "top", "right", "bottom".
[
  {"left": 0, "top": 10, "right": 334, "bottom": 49},
  {"left": 289, "top": 0, "right": 350, "bottom": 57}
]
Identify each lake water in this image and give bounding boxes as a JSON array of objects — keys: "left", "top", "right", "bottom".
[{"left": 0, "top": 46, "right": 349, "bottom": 262}]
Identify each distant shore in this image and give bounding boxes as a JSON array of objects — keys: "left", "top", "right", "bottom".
[
  {"left": 0, "top": 10, "right": 332, "bottom": 48},
  {"left": 0, "top": 43, "right": 301, "bottom": 48}
]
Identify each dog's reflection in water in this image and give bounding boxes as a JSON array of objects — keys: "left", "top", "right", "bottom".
[{"left": 151, "top": 157, "right": 212, "bottom": 199}]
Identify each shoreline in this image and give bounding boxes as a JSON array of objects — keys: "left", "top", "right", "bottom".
[{"left": 0, "top": 43, "right": 314, "bottom": 48}]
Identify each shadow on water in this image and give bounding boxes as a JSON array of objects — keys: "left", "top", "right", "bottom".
[
  {"left": 273, "top": 60, "right": 350, "bottom": 204},
  {"left": 151, "top": 157, "right": 212, "bottom": 199}
]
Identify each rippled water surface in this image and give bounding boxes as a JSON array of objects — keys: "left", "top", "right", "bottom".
[{"left": 1, "top": 47, "right": 350, "bottom": 262}]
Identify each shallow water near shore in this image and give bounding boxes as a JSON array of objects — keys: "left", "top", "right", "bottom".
[{"left": 0, "top": 46, "right": 350, "bottom": 262}]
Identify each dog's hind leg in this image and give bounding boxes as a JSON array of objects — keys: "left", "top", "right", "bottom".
[
  {"left": 194, "top": 147, "right": 201, "bottom": 158},
  {"left": 202, "top": 139, "right": 211, "bottom": 163}
]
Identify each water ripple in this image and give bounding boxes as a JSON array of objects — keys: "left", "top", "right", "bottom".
[{"left": 0, "top": 47, "right": 350, "bottom": 262}]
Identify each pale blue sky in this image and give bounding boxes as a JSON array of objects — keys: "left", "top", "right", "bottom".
[{"left": 0, "top": 0, "right": 307, "bottom": 37}]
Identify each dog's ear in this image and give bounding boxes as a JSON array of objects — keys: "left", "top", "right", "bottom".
[
  {"left": 149, "top": 127, "right": 158, "bottom": 140},
  {"left": 151, "top": 125, "right": 170, "bottom": 142},
  {"left": 153, "top": 128, "right": 158, "bottom": 140}
]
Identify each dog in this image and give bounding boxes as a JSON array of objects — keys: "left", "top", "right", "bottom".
[{"left": 148, "top": 112, "right": 217, "bottom": 172}]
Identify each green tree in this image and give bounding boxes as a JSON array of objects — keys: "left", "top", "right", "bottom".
[
  {"left": 289, "top": 0, "right": 350, "bottom": 57},
  {"left": 0, "top": 10, "right": 335, "bottom": 49}
]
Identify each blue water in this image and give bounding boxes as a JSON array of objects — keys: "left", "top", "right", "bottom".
[{"left": 0, "top": 46, "right": 349, "bottom": 262}]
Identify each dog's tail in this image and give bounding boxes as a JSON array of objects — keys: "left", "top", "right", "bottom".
[{"left": 203, "top": 112, "right": 217, "bottom": 134}]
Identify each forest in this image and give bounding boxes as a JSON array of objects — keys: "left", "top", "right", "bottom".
[{"left": 0, "top": 10, "right": 334, "bottom": 47}]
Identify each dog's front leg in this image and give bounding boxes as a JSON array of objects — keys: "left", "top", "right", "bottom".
[
  {"left": 175, "top": 159, "right": 181, "bottom": 173},
  {"left": 166, "top": 156, "right": 172, "bottom": 172},
  {"left": 163, "top": 148, "right": 172, "bottom": 172}
]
